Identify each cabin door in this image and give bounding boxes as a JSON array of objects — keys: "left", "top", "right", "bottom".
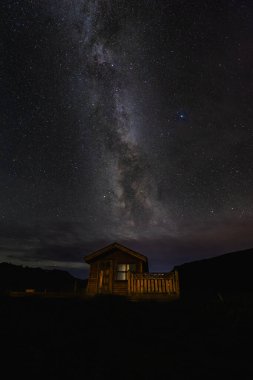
[{"left": 98, "top": 261, "right": 112, "bottom": 294}]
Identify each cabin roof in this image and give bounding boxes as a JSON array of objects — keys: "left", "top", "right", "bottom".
[{"left": 84, "top": 242, "right": 148, "bottom": 263}]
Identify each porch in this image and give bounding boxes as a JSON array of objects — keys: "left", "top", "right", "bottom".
[{"left": 127, "top": 270, "right": 180, "bottom": 299}]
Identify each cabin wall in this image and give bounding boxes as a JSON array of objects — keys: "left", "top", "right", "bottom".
[
  {"left": 87, "top": 262, "right": 99, "bottom": 294},
  {"left": 86, "top": 249, "right": 145, "bottom": 295},
  {"left": 101, "top": 250, "right": 144, "bottom": 270},
  {"left": 112, "top": 280, "right": 128, "bottom": 295},
  {"left": 109, "top": 251, "right": 144, "bottom": 295}
]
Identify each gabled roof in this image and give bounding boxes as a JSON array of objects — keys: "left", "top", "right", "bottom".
[{"left": 84, "top": 242, "right": 148, "bottom": 263}]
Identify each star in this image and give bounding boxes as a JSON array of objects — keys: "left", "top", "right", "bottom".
[
  {"left": 176, "top": 111, "right": 188, "bottom": 121},
  {"left": 0, "top": 0, "right": 252, "bottom": 275}
]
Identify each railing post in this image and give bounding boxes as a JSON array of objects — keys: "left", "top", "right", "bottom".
[
  {"left": 175, "top": 270, "right": 180, "bottom": 296},
  {"left": 127, "top": 271, "right": 131, "bottom": 295}
]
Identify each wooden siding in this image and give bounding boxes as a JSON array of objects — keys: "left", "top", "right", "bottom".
[
  {"left": 96, "top": 249, "right": 145, "bottom": 266},
  {"left": 87, "top": 263, "right": 98, "bottom": 294},
  {"left": 112, "top": 281, "right": 128, "bottom": 295},
  {"left": 86, "top": 250, "right": 145, "bottom": 295}
]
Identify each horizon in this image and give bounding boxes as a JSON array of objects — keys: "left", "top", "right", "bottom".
[{"left": 1, "top": 244, "right": 252, "bottom": 280}]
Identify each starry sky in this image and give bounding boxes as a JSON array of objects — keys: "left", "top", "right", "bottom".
[{"left": 1, "top": 0, "right": 253, "bottom": 278}]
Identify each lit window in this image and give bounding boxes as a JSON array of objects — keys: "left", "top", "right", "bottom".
[{"left": 116, "top": 264, "right": 136, "bottom": 280}]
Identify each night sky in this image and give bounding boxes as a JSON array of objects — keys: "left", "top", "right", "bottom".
[{"left": 1, "top": 0, "right": 253, "bottom": 278}]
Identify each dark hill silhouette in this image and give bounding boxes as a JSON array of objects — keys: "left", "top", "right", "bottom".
[
  {"left": 176, "top": 248, "right": 253, "bottom": 296},
  {"left": 0, "top": 262, "right": 87, "bottom": 293},
  {"left": 1, "top": 247, "right": 253, "bottom": 296}
]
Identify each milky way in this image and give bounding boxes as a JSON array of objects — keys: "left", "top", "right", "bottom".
[
  {"left": 75, "top": 0, "right": 170, "bottom": 238},
  {"left": 1, "top": 0, "right": 253, "bottom": 276}
]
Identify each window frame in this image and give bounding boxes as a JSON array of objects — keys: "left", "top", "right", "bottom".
[{"left": 115, "top": 263, "right": 137, "bottom": 281}]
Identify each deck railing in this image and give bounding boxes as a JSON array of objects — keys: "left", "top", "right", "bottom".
[{"left": 128, "top": 270, "right": 180, "bottom": 296}]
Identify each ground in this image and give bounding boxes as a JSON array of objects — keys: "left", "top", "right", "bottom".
[{"left": 1, "top": 293, "right": 252, "bottom": 379}]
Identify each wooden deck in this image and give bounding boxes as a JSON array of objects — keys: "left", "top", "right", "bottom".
[{"left": 128, "top": 270, "right": 180, "bottom": 299}]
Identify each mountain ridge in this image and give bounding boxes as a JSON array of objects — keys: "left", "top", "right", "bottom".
[
  {"left": 176, "top": 247, "right": 253, "bottom": 294},
  {"left": 0, "top": 262, "right": 87, "bottom": 292}
]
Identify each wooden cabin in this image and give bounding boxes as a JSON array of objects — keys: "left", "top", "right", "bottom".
[{"left": 84, "top": 242, "right": 180, "bottom": 299}]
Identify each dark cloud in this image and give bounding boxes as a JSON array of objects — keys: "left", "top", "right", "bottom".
[{"left": 1, "top": 216, "right": 252, "bottom": 278}]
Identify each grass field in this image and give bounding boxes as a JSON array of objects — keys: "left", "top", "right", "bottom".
[{"left": 1, "top": 293, "right": 252, "bottom": 379}]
